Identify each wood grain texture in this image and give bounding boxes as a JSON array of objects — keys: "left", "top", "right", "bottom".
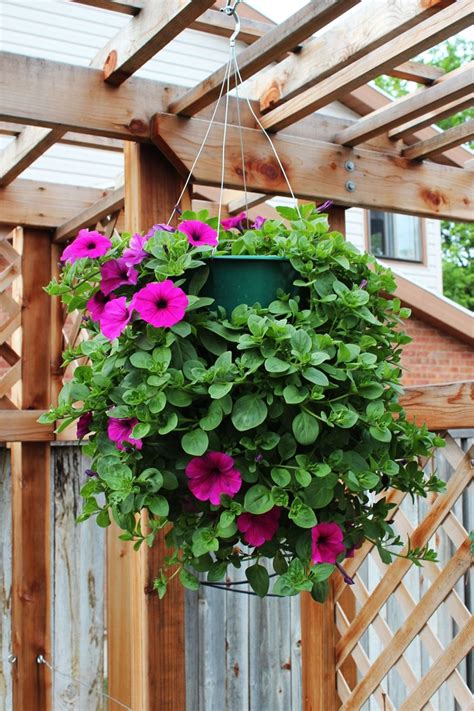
[
  {"left": 0, "top": 448, "right": 12, "bottom": 711},
  {"left": 54, "top": 186, "right": 125, "bottom": 242},
  {"left": 260, "top": 0, "right": 473, "bottom": 131},
  {"left": 388, "top": 94, "right": 474, "bottom": 141},
  {"left": 400, "top": 381, "right": 474, "bottom": 429},
  {"left": 151, "top": 113, "right": 473, "bottom": 221},
  {"left": 91, "top": 0, "right": 216, "bottom": 85},
  {"left": 0, "top": 127, "right": 65, "bottom": 186},
  {"left": 336, "top": 65, "right": 474, "bottom": 146},
  {"left": 256, "top": 0, "right": 452, "bottom": 112},
  {"left": 402, "top": 119, "right": 474, "bottom": 161},
  {"left": 169, "top": 0, "right": 359, "bottom": 116},
  {"left": 389, "top": 59, "right": 445, "bottom": 85},
  {"left": 11, "top": 229, "right": 52, "bottom": 711},
  {"left": 0, "top": 411, "right": 53, "bottom": 442}
]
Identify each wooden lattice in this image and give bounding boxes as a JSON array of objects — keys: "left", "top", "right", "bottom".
[
  {"left": 334, "top": 434, "right": 473, "bottom": 710},
  {"left": 0, "top": 227, "right": 22, "bottom": 407}
]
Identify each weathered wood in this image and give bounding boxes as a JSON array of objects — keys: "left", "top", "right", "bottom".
[
  {"left": 336, "top": 65, "right": 474, "bottom": 146},
  {"left": 0, "top": 411, "right": 53, "bottom": 442},
  {"left": 260, "top": 1, "right": 473, "bottom": 131},
  {"left": 389, "top": 60, "right": 445, "bottom": 85},
  {"left": 341, "top": 537, "right": 472, "bottom": 709},
  {"left": 336, "top": 445, "right": 473, "bottom": 669},
  {"left": 256, "top": 0, "right": 452, "bottom": 112},
  {"left": 400, "top": 381, "right": 474, "bottom": 430},
  {"left": 71, "top": 0, "right": 143, "bottom": 13},
  {"left": 402, "top": 120, "right": 474, "bottom": 161},
  {"left": 0, "top": 179, "right": 114, "bottom": 229},
  {"left": 169, "top": 0, "right": 359, "bottom": 117},
  {"left": 54, "top": 186, "right": 125, "bottom": 242},
  {"left": 0, "top": 448, "right": 12, "bottom": 711},
  {"left": 11, "top": 229, "right": 52, "bottom": 711},
  {"left": 91, "top": 0, "right": 216, "bottom": 85},
  {"left": 388, "top": 94, "right": 474, "bottom": 141},
  {"left": 399, "top": 607, "right": 474, "bottom": 710},
  {"left": 227, "top": 191, "right": 267, "bottom": 216},
  {"left": 0, "top": 127, "right": 66, "bottom": 186},
  {"left": 113, "top": 142, "right": 188, "bottom": 711},
  {"left": 151, "top": 113, "right": 473, "bottom": 222}
]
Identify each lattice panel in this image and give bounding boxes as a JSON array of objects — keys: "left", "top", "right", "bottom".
[
  {"left": 335, "top": 434, "right": 473, "bottom": 710},
  {"left": 0, "top": 228, "right": 22, "bottom": 406}
]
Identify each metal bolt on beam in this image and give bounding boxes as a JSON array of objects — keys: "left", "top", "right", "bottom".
[
  {"left": 344, "top": 160, "right": 355, "bottom": 172},
  {"left": 8, "top": 654, "right": 17, "bottom": 664},
  {"left": 345, "top": 180, "right": 356, "bottom": 192}
]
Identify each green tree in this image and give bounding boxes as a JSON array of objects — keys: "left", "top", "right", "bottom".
[{"left": 375, "top": 37, "right": 473, "bottom": 311}]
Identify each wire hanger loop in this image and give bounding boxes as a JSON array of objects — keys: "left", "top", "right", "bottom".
[{"left": 220, "top": 0, "right": 242, "bottom": 46}]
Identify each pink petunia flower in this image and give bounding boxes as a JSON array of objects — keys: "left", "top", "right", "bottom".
[
  {"left": 132, "top": 280, "right": 188, "bottom": 329},
  {"left": 253, "top": 216, "right": 267, "bottom": 230},
  {"left": 237, "top": 507, "right": 281, "bottom": 547},
  {"left": 311, "top": 522, "right": 346, "bottom": 564},
  {"left": 87, "top": 290, "right": 115, "bottom": 322},
  {"left": 107, "top": 417, "right": 143, "bottom": 451},
  {"left": 145, "top": 223, "right": 175, "bottom": 239},
  {"left": 221, "top": 212, "right": 246, "bottom": 231},
  {"left": 61, "top": 229, "right": 112, "bottom": 263},
  {"left": 123, "top": 233, "right": 148, "bottom": 267},
  {"left": 100, "top": 258, "right": 138, "bottom": 296},
  {"left": 179, "top": 220, "right": 218, "bottom": 247},
  {"left": 76, "top": 411, "right": 93, "bottom": 440},
  {"left": 185, "top": 451, "right": 242, "bottom": 505},
  {"left": 100, "top": 297, "right": 133, "bottom": 340}
]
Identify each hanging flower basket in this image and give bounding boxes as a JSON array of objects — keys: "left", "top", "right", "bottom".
[{"left": 42, "top": 204, "right": 444, "bottom": 599}]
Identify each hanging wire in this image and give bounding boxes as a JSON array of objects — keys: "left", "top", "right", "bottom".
[
  {"left": 37, "top": 655, "right": 132, "bottom": 711},
  {"left": 217, "top": 57, "right": 233, "bottom": 238},
  {"left": 232, "top": 50, "right": 250, "bottom": 219}
]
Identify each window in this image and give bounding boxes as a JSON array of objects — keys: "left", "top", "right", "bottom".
[{"left": 368, "top": 211, "right": 422, "bottom": 262}]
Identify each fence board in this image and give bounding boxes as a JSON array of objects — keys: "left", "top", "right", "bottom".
[{"left": 0, "top": 448, "right": 12, "bottom": 711}]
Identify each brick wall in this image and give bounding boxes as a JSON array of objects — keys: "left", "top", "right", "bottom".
[{"left": 401, "top": 315, "right": 474, "bottom": 386}]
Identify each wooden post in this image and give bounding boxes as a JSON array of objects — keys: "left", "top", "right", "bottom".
[
  {"left": 11, "top": 229, "right": 52, "bottom": 710},
  {"left": 106, "top": 143, "right": 189, "bottom": 711},
  {"left": 300, "top": 204, "right": 356, "bottom": 708}
]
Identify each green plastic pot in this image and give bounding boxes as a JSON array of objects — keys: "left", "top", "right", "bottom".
[{"left": 202, "top": 255, "right": 298, "bottom": 312}]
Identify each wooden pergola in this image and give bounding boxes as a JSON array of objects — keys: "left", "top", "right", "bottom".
[{"left": 0, "top": 1, "right": 473, "bottom": 709}]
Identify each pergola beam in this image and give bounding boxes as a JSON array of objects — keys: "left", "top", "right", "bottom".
[
  {"left": 168, "top": 0, "right": 360, "bottom": 117},
  {"left": 54, "top": 185, "right": 125, "bottom": 242},
  {"left": 0, "top": 127, "right": 65, "bottom": 186},
  {"left": 402, "top": 120, "right": 474, "bottom": 161},
  {"left": 336, "top": 65, "right": 474, "bottom": 146},
  {"left": 256, "top": 0, "right": 453, "bottom": 113},
  {"left": 91, "top": 0, "right": 216, "bottom": 85},
  {"left": 388, "top": 94, "right": 474, "bottom": 141},
  {"left": 260, "top": 0, "right": 473, "bottom": 131},
  {"left": 388, "top": 60, "right": 445, "bottom": 85},
  {"left": 151, "top": 113, "right": 472, "bottom": 221}
]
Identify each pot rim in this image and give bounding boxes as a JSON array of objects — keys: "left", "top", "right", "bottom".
[{"left": 208, "top": 255, "right": 290, "bottom": 262}]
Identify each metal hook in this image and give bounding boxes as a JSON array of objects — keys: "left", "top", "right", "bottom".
[{"left": 220, "top": 0, "right": 242, "bottom": 46}]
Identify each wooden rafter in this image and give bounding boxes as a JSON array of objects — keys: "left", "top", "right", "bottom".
[
  {"left": 0, "top": 127, "right": 66, "bottom": 186},
  {"left": 91, "top": 0, "right": 216, "bottom": 85},
  {"left": 388, "top": 60, "right": 445, "bottom": 85},
  {"left": 0, "top": 122, "right": 123, "bottom": 152},
  {"left": 256, "top": 0, "right": 453, "bottom": 113},
  {"left": 401, "top": 120, "right": 474, "bottom": 161},
  {"left": 389, "top": 94, "right": 474, "bottom": 141},
  {"left": 54, "top": 186, "right": 125, "bottom": 242},
  {"left": 151, "top": 113, "right": 473, "bottom": 221},
  {"left": 260, "top": 0, "right": 473, "bottom": 131},
  {"left": 336, "top": 64, "right": 474, "bottom": 146},
  {"left": 168, "top": 0, "right": 359, "bottom": 117}
]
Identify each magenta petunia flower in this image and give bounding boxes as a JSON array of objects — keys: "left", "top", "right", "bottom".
[
  {"left": 132, "top": 280, "right": 188, "bottom": 329},
  {"left": 237, "top": 507, "right": 281, "bottom": 547},
  {"left": 221, "top": 212, "right": 246, "bottom": 231},
  {"left": 107, "top": 417, "right": 143, "bottom": 451},
  {"left": 87, "top": 290, "right": 115, "bottom": 322},
  {"left": 123, "top": 233, "right": 148, "bottom": 267},
  {"left": 311, "top": 522, "right": 346, "bottom": 564},
  {"left": 100, "top": 296, "right": 133, "bottom": 340},
  {"left": 76, "top": 411, "right": 93, "bottom": 439},
  {"left": 185, "top": 451, "right": 242, "bottom": 505},
  {"left": 61, "top": 229, "right": 112, "bottom": 263},
  {"left": 179, "top": 220, "right": 218, "bottom": 247},
  {"left": 144, "top": 223, "right": 176, "bottom": 239},
  {"left": 253, "top": 216, "right": 267, "bottom": 229},
  {"left": 100, "top": 258, "right": 138, "bottom": 296}
]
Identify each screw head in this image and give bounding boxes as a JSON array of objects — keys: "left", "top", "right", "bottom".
[
  {"left": 8, "top": 654, "right": 17, "bottom": 664},
  {"left": 344, "top": 160, "right": 355, "bottom": 172},
  {"left": 345, "top": 180, "right": 356, "bottom": 192}
]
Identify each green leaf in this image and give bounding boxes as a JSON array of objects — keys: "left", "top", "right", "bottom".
[
  {"left": 147, "top": 495, "right": 169, "bottom": 517},
  {"left": 359, "top": 382, "right": 385, "bottom": 399},
  {"left": 291, "top": 329, "right": 312, "bottom": 355},
  {"left": 181, "top": 429, "right": 209, "bottom": 456},
  {"left": 232, "top": 395, "right": 268, "bottom": 431},
  {"left": 271, "top": 467, "right": 291, "bottom": 487},
  {"left": 158, "top": 412, "right": 178, "bottom": 435},
  {"left": 311, "top": 563, "right": 335, "bottom": 582},
  {"left": 246, "top": 564, "right": 270, "bottom": 597},
  {"left": 313, "top": 463, "right": 331, "bottom": 478},
  {"left": 149, "top": 392, "right": 167, "bottom": 414},
  {"left": 208, "top": 382, "right": 233, "bottom": 399},
  {"left": 131, "top": 422, "right": 151, "bottom": 439},
  {"left": 96, "top": 509, "right": 111, "bottom": 528},
  {"left": 311, "top": 580, "right": 329, "bottom": 603},
  {"left": 179, "top": 568, "right": 200, "bottom": 591},
  {"left": 369, "top": 426, "right": 392, "bottom": 442},
  {"left": 283, "top": 384, "right": 308, "bottom": 404},
  {"left": 295, "top": 469, "right": 312, "bottom": 487},
  {"left": 200, "top": 400, "right": 223, "bottom": 431},
  {"left": 288, "top": 499, "right": 317, "bottom": 528},
  {"left": 171, "top": 320, "right": 192, "bottom": 338},
  {"left": 265, "top": 357, "right": 290, "bottom": 373},
  {"left": 292, "top": 411, "right": 319, "bottom": 445},
  {"left": 166, "top": 389, "right": 192, "bottom": 407},
  {"left": 304, "top": 484, "right": 334, "bottom": 509},
  {"left": 130, "top": 352, "right": 154, "bottom": 370},
  {"left": 192, "top": 528, "right": 219, "bottom": 557},
  {"left": 244, "top": 485, "right": 274, "bottom": 514},
  {"left": 303, "top": 367, "right": 329, "bottom": 387}
]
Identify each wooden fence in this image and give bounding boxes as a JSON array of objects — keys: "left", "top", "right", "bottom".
[{"left": 1, "top": 433, "right": 472, "bottom": 710}]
